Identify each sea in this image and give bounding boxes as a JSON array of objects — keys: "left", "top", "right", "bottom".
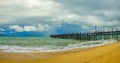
[{"left": 0, "top": 37, "right": 117, "bottom": 53}]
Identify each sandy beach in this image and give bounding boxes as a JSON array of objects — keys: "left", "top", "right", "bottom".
[{"left": 0, "top": 41, "right": 120, "bottom": 63}]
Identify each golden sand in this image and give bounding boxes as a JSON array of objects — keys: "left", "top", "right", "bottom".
[{"left": 0, "top": 42, "right": 120, "bottom": 63}]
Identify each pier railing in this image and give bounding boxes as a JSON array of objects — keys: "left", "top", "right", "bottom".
[{"left": 50, "top": 29, "right": 120, "bottom": 40}]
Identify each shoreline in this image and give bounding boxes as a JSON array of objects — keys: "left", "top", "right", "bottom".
[
  {"left": 0, "top": 41, "right": 119, "bottom": 60},
  {"left": 0, "top": 39, "right": 117, "bottom": 53},
  {"left": 0, "top": 41, "right": 120, "bottom": 63}
]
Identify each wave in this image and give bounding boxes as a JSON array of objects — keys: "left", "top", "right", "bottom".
[{"left": 0, "top": 39, "right": 117, "bottom": 53}]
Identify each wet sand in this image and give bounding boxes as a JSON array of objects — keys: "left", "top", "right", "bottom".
[{"left": 0, "top": 41, "right": 120, "bottom": 63}]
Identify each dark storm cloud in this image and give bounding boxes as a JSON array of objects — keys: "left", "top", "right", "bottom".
[{"left": 54, "top": 0, "right": 120, "bottom": 26}]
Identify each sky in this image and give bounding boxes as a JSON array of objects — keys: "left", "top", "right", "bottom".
[{"left": 0, "top": 0, "right": 120, "bottom": 36}]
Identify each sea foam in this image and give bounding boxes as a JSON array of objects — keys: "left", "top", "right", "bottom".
[{"left": 0, "top": 39, "right": 117, "bottom": 53}]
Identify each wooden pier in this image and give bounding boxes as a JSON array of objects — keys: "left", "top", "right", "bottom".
[{"left": 50, "top": 29, "right": 120, "bottom": 40}]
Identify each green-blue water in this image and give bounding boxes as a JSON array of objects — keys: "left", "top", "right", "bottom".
[
  {"left": 0, "top": 37, "right": 81, "bottom": 47},
  {"left": 0, "top": 37, "right": 117, "bottom": 52}
]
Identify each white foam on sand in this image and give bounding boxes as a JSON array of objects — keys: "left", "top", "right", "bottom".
[{"left": 0, "top": 39, "right": 117, "bottom": 53}]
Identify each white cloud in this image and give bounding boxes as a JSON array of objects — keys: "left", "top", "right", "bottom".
[
  {"left": 9, "top": 25, "right": 24, "bottom": 32},
  {"left": 24, "top": 26, "right": 37, "bottom": 31},
  {"left": 9, "top": 24, "right": 51, "bottom": 32},
  {"left": 38, "top": 24, "right": 51, "bottom": 32},
  {"left": 0, "top": 0, "right": 62, "bottom": 24}
]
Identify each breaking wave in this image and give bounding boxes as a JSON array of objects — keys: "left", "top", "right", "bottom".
[{"left": 0, "top": 37, "right": 117, "bottom": 53}]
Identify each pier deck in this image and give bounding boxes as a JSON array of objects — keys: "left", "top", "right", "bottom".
[{"left": 50, "top": 30, "right": 120, "bottom": 40}]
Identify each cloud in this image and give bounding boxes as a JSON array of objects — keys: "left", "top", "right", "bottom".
[
  {"left": 52, "top": 13, "right": 120, "bottom": 27},
  {"left": 38, "top": 24, "right": 51, "bottom": 32},
  {"left": 24, "top": 26, "right": 37, "bottom": 31},
  {"left": 9, "top": 24, "right": 51, "bottom": 32},
  {"left": 9, "top": 25, "right": 24, "bottom": 32},
  {"left": 53, "top": 0, "right": 120, "bottom": 27},
  {"left": 0, "top": 0, "right": 61, "bottom": 24},
  {"left": 0, "top": 0, "right": 120, "bottom": 35}
]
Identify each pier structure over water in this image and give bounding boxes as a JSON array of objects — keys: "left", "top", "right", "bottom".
[{"left": 50, "top": 29, "right": 120, "bottom": 40}]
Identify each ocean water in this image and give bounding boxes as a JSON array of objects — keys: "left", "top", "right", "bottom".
[{"left": 0, "top": 37, "right": 117, "bottom": 52}]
